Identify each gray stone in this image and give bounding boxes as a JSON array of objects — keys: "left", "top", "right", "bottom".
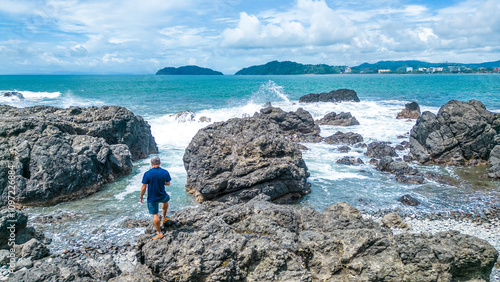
[
  {"left": 396, "top": 102, "right": 421, "bottom": 119},
  {"left": 0, "top": 210, "right": 28, "bottom": 246},
  {"left": 258, "top": 107, "right": 322, "bottom": 143},
  {"left": 324, "top": 131, "right": 363, "bottom": 145},
  {"left": 0, "top": 105, "right": 157, "bottom": 206},
  {"left": 299, "top": 89, "right": 360, "bottom": 103},
  {"left": 183, "top": 114, "right": 311, "bottom": 203},
  {"left": 316, "top": 112, "right": 360, "bottom": 126},
  {"left": 336, "top": 156, "right": 364, "bottom": 165},
  {"left": 0, "top": 250, "right": 9, "bottom": 265},
  {"left": 381, "top": 212, "right": 411, "bottom": 230},
  {"left": 410, "top": 100, "right": 500, "bottom": 170},
  {"left": 398, "top": 194, "right": 420, "bottom": 206},
  {"left": 135, "top": 199, "right": 498, "bottom": 281},
  {"left": 365, "top": 142, "right": 398, "bottom": 159},
  {"left": 20, "top": 239, "right": 49, "bottom": 260}
]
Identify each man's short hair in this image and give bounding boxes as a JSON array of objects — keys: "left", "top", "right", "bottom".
[{"left": 151, "top": 156, "right": 161, "bottom": 165}]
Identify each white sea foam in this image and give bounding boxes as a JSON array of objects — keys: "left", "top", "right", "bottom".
[{"left": 0, "top": 90, "right": 61, "bottom": 104}]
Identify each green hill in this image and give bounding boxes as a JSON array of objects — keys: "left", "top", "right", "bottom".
[
  {"left": 235, "top": 61, "right": 345, "bottom": 75},
  {"left": 156, "top": 65, "right": 223, "bottom": 75}
]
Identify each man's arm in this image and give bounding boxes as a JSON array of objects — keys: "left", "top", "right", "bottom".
[
  {"left": 165, "top": 181, "right": 170, "bottom": 186},
  {"left": 140, "top": 184, "right": 147, "bottom": 203}
]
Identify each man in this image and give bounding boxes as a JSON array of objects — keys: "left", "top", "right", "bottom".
[{"left": 140, "top": 156, "right": 172, "bottom": 240}]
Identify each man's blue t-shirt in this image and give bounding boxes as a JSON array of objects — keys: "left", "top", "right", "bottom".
[{"left": 142, "top": 167, "right": 172, "bottom": 203}]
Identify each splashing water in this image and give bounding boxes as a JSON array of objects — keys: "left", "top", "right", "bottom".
[{"left": 252, "top": 80, "right": 290, "bottom": 104}]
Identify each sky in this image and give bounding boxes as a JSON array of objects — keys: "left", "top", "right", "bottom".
[{"left": 0, "top": 0, "right": 499, "bottom": 74}]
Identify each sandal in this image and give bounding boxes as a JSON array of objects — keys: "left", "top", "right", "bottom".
[
  {"left": 152, "top": 233, "right": 164, "bottom": 240},
  {"left": 162, "top": 216, "right": 170, "bottom": 223}
]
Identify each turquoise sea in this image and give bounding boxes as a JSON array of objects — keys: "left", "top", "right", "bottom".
[{"left": 1, "top": 74, "right": 499, "bottom": 252}]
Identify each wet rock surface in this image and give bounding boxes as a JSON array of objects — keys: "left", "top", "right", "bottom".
[
  {"left": 0, "top": 105, "right": 158, "bottom": 206},
  {"left": 135, "top": 198, "right": 498, "bottom": 282},
  {"left": 299, "top": 89, "right": 360, "bottom": 103},
  {"left": 257, "top": 107, "right": 322, "bottom": 143},
  {"left": 315, "top": 111, "right": 360, "bottom": 126},
  {"left": 410, "top": 100, "right": 500, "bottom": 173},
  {"left": 396, "top": 101, "right": 421, "bottom": 119},
  {"left": 183, "top": 112, "right": 311, "bottom": 204},
  {"left": 324, "top": 131, "right": 363, "bottom": 145}
]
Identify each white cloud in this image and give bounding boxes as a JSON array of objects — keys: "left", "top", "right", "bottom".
[{"left": 1, "top": 0, "right": 500, "bottom": 74}]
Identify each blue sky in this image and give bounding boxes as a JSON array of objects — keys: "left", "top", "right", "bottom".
[{"left": 0, "top": 0, "right": 499, "bottom": 74}]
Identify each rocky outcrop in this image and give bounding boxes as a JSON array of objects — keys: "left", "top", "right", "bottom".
[
  {"left": 365, "top": 142, "right": 398, "bottom": 159},
  {"left": 0, "top": 209, "right": 27, "bottom": 247},
  {"left": 257, "top": 107, "right": 322, "bottom": 143},
  {"left": 381, "top": 212, "right": 411, "bottom": 230},
  {"left": 0, "top": 105, "right": 158, "bottom": 206},
  {"left": 396, "top": 102, "right": 420, "bottom": 119},
  {"left": 183, "top": 114, "right": 311, "bottom": 204},
  {"left": 398, "top": 194, "right": 420, "bottom": 206},
  {"left": 324, "top": 131, "right": 363, "bottom": 145},
  {"left": 316, "top": 112, "right": 360, "bottom": 126},
  {"left": 1, "top": 91, "right": 24, "bottom": 99},
  {"left": 171, "top": 110, "right": 212, "bottom": 123},
  {"left": 337, "top": 156, "right": 364, "bottom": 165},
  {"left": 410, "top": 100, "right": 500, "bottom": 168},
  {"left": 136, "top": 198, "right": 499, "bottom": 281},
  {"left": 299, "top": 89, "right": 360, "bottom": 103}
]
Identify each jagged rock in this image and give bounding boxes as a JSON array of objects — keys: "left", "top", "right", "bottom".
[
  {"left": 136, "top": 199, "right": 498, "bottom": 281},
  {"left": 395, "top": 174, "right": 425, "bottom": 184},
  {"left": 109, "top": 264, "right": 157, "bottom": 282},
  {"left": 257, "top": 107, "right": 322, "bottom": 143},
  {"left": 324, "top": 131, "right": 363, "bottom": 145},
  {"left": 398, "top": 194, "right": 420, "bottom": 206},
  {"left": 410, "top": 100, "right": 500, "bottom": 169},
  {"left": 299, "top": 89, "right": 360, "bottom": 103},
  {"left": 381, "top": 212, "right": 411, "bottom": 230},
  {"left": 336, "top": 156, "right": 364, "bottom": 165},
  {"left": 0, "top": 105, "right": 157, "bottom": 206},
  {"left": 20, "top": 238, "right": 50, "bottom": 260},
  {"left": 365, "top": 142, "right": 398, "bottom": 159},
  {"left": 0, "top": 209, "right": 27, "bottom": 247},
  {"left": 316, "top": 112, "right": 360, "bottom": 126},
  {"left": 183, "top": 115, "right": 311, "bottom": 203},
  {"left": 396, "top": 102, "right": 421, "bottom": 119},
  {"left": 171, "top": 110, "right": 196, "bottom": 122},
  {"left": 377, "top": 156, "right": 418, "bottom": 175},
  {"left": 337, "top": 146, "right": 351, "bottom": 153},
  {"left": 199, "top": 116, "right": 211, "bottom": 123},
  {"left": 2, "top": 91, "right": 24, "bottom": 99}
]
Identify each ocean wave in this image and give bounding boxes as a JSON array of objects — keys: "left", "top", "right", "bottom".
[{"left": 0, "top": 90, "right": 61, "bottom": 100}]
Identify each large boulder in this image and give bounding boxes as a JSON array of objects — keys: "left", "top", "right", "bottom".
[
  {"left": 136, "top": 199, "right": 499, "bottom": 282},
  {"left": 0, "top": 105, "right": 158, "bottom": 206},
  {"left": 410, "top": 100, "right": 500, "bottom": 167},
  {"left": 299, "top": 89, "right": 360, "bottom": 103},
  {"left": 365, "top": 142, "right": 398, "bottom": 159},
  {"left": 396, "top": 102, "right": 421, "bottom": 119},
  {"left": 316, "top": 112, "right": 360, "bottom": 126},
  {"left": 257, "top": 107, "right": 322, "bottom": 143},
  {"left": 324, "top": 131, "right": 363, "bottom": 145},
  {"left": 183, "top": 115, "right": 311, "bottom": 203}
]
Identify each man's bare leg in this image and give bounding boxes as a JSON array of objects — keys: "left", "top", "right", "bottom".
[
  {"left": 162, "top": 202, "right": 169, "bottom": 221},
  {"left": 153, "top": 214, "right": 161, "bottom": 235}
]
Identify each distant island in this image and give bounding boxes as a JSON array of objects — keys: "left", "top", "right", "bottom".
[
  {"left": 235, "top": 61, "right": 344, "bottom": 75},
  {"left": 234, "top": 60, "right": 500, "bottom": 75},
  {"left": 156, "top": 65, "right": 223, "bottom": 75}
]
